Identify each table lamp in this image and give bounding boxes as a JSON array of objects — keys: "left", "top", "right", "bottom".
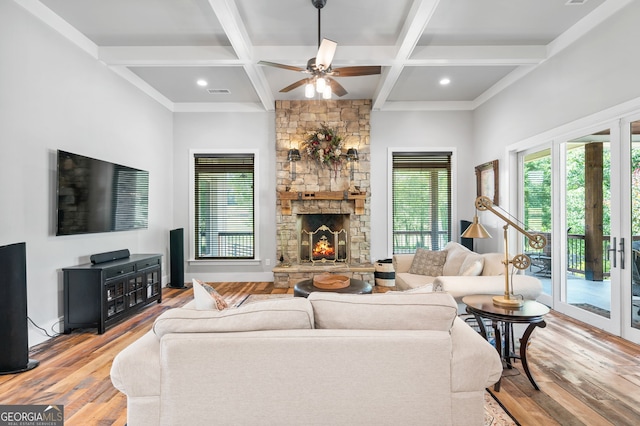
[{"left": 462, "top": 196, "right": 547, "bottom": 308}]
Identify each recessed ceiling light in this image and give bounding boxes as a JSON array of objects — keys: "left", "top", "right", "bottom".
[
  {"left": 439, "top": 78, "right": 451, "bottom": 86},
  {"left": 196, "top": 79, "right": 208, "bottom": 87}
]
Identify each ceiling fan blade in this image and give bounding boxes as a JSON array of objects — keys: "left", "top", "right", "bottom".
[
  {"left": 327, "top": 77, "right": 347, "bottom": 97},
  {"left": 331, "top": 66, "right": 382, "bottom": 77},
  {"left": 315, "top": 38, "right": 337, "bottom": 71},
  {"left": 280, "top": 78, "right": 309, "bottom": 93},
  {"left": 258, "top": 60, "right": 306, "bottom": 73}
]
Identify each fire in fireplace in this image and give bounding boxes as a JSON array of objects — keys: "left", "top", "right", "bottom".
[{"left": 313, "top": 235, "right": 335, "bottom": 258}]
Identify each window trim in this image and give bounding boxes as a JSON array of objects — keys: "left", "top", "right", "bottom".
[
  {"left": 387, "top": 147, "right": 458, "bottom": 256},
  {"left": 188, "top": 149, "right": 260, "bottom": 265}
]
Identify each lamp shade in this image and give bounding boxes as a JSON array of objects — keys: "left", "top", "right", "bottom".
[
  {"left": 304, "top": 82, "right": 315, "bottom": 98},
  {"left": 287, "top": 149, "right": 301, "bottom": 162},
  {"left": 461, "top": 215, "right": 492, "bottom": 239},
  {"left": 346, "top": 148, "right": 359, "bottom": 161}
]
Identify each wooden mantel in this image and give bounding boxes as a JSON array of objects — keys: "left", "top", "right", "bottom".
[{"left": 277, "top": 191, "right": 367, "bottom": 215}]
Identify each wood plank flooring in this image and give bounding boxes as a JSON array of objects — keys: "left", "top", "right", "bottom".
[{"left": 1, "top": 282, "right": 639, "bottom": 425}]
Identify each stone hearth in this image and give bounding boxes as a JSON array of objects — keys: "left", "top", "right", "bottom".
[{"left": 273, "top": 100, "right": 374, "bottom": 288}]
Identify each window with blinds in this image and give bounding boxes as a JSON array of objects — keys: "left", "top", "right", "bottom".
[
  {"left": 194, "top": 153, "right": 255, "bottom": 259},
  {"left": 392, "top": 152, "right": 452, "bottom": 253}
]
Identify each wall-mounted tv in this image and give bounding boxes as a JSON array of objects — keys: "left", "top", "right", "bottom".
[{"left": 56, "top": 150, "right": 149, "bottom": 236}]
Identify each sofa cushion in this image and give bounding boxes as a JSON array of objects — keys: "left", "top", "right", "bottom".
[
  {"left": 308, "top": 291, "right": 457, "bottom": 331},
  {"left": 395, "top": 272, "right": 437, "bottom": 290},
  {"left": 192, "top": 279, "right": 228, "bottom": 311},
  {"left": 459, "top": 255, "right": 484, "bottom": 276},
  {"left": 481, "top": 253, "right": 507, "bottom": 276},
  {"left": 153, "top": 297, "right": 314, "bottom": 338},
  {"left": 408, "top": 248, "right": 447, "bottom": 276},
  {"left": 392, "top": 253, "right": 414, "bottom": 274},
  {"left": 442, "top": 242, "right": 472, "bottom": 275}
]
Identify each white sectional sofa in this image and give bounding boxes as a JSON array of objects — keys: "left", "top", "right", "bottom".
[
  {"left": 110, "top": 291, "right": 502, "bottom": 426},
  {"left": 393, "top": 242, "right": 543, "bottom": 309}
]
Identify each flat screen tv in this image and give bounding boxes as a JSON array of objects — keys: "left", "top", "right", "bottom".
[{"left": 56, "top": 150, "right": 149, "bottom": 236}]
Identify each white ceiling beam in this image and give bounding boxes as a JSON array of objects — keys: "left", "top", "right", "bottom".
[
  {"left": 409, "top": 45, "right": 547, "bottom": 65},
  {"left": 98, "top": 46, "right": 241, "bottom": 66},
  {"left": 381, "top": 101, "right": 475, "bottom": 111},
  {"left": 98, "top": 44, "right": 545, "bottom": 68},
  {"left": 372, "top": 0, "right": 441, "bottom": 110},
  {"left": 173, "top": 103, "right": 266, "bottom": 113},
  {"left": 206, "top": 0, "right": 274, "bottom": 111}
]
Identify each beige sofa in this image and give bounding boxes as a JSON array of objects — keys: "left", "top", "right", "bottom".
[
  {"left": 111, "top": 291, "right": 502, "bottom": 426},
  {"left": 393, "top": 242, "right": 543, "bottom": 307}
]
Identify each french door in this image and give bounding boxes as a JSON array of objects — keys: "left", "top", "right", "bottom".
[{"left": 520, "top": 118, "right": 640, "bottom": 343}]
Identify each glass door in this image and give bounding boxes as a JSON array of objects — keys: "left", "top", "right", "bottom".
[
  {"left": 560, "top": 129, "right": 616, "bottom": 333},
  {"left": 622, "top": 118, "right": 640, "bottom": 341},
  {"left": 521, "top": 147, "right": 553, "bottom": 306},
  {"left": 518, "top": 119, "right": 640, "bottom": 343}
]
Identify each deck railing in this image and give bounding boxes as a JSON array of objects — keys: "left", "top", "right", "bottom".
[
  {"left": 393, "top": 230, "right": 450, "bottom": 253},
  {"left": 529, "top": 234, "right": 640, "bottom": 279}
]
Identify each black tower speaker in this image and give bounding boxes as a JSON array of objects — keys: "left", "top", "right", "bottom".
[
  {"left": 460, "top": 219, "right": 474, "bottom": 251},
  {"left": 169, "top": 228, "right": 186, "bottom": 289},
  {"left": 0, "top": 242, "right": 39, "bottom": 374}
]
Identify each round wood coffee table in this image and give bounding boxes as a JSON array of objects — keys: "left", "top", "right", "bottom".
[
  {"left": 463, "top": 294, "right": 549, "bottom": 392},
  {"left": 293, "top": 277, "right": 373, "bottom": 298}
]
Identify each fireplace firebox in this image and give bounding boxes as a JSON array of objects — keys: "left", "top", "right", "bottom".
[{"left": 298, "top": 214, "right": 349, "bottom": 264}]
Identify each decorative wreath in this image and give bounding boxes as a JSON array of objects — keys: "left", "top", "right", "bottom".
[{"left": 301, "top": 123, "right": 344, "bottom": 168}]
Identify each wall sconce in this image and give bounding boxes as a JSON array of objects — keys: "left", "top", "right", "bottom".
[
  {"left": 287, "top": 148, "right": 301, "bottom": 180},
  {"left": 346, "top": 148, "right": 359, "bottom": 181}
]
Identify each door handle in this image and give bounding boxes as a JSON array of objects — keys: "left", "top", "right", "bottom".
[
  {"left": 618, "top": 237, "right": 625, "bottom": 270},
  {"left": 607, "top": 237, "right": 617, "bottom": 268}
]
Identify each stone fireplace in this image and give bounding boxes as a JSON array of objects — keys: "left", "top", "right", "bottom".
[{"left": 273, "top": 100, "right": 374, "bottom": 288}]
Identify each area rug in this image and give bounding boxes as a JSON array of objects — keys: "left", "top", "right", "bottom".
[{"left": 236, "top": 293, "right": 518, "bottom": 425}]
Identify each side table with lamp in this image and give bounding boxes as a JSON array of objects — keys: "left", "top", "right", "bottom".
[{"left": 461, "top": 195, "right": 550, "bottom": 391}]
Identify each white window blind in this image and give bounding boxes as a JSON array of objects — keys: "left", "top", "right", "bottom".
[
  {"left": 194, "top": 153, "right": 255, "bottom": 259},
  {"left": 392, "top": 152, "right": 452, "bottom": 253}
]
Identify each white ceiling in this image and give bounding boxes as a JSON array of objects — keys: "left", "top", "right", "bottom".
[{"left": 18, "top": 0, "right": 627, "bottom": 112}]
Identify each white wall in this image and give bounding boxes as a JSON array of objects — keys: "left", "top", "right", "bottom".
[
  {"left": 172, "top": 112, "right": 276, "bottom": 282},
  {"left": 473, "top": 1, "right": 640, "bottom": 252},
  {"left": 0, "top": 2, "right": 174, "bottom": 346}
]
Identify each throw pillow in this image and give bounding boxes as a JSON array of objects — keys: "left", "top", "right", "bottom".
[
  {"left": 458, "top": 255, "right": 484, "bottom": 276},
  {"left": 408, "top": 248, "right": 447, "bottom": 276},
  {"left": 192, "top": 279, "right": 228, "bottom": 311}
]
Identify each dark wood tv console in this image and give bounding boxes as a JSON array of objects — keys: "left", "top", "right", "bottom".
[{"left": 62, "top": 254, "right": 162, "bottom": 334}]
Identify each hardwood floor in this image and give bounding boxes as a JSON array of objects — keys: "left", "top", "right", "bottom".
[{"left": 1, "top": 282, "right": 639, "bottom": 425}]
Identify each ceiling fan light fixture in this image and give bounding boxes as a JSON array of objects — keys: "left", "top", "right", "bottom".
[
  {"left": 305, "top": 81, "right": 315, "bottom": 98},
  {"left": 316, "top": 77, "right": 326, "bottom": 93}
]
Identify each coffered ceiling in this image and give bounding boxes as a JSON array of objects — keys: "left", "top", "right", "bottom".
[{"left": 17, "top": 0, "right": 628, "bottom": 112}]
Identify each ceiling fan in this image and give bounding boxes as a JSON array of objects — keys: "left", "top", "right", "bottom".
[{"left": 258, "top": 0, "right": 381, "bottom": 98}]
